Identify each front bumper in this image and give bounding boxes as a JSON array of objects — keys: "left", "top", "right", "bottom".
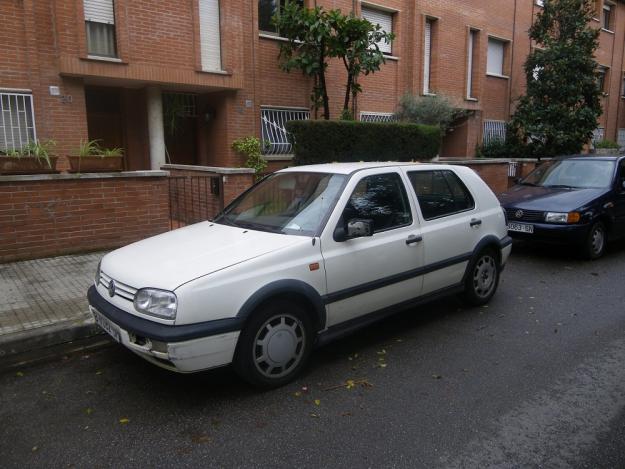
[
  {"left": 87, "top": 286, "right": 241, "bottom": 373},
  {"left": 508, "top": 222, "right": 591, "bottom": 246}
]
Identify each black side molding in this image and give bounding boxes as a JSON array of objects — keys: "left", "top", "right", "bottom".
[{"left": 88, "top": 286, "right": 243, "bottom": 343}]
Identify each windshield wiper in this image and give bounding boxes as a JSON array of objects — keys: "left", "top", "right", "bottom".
[
  {"left": 235, "top": 220, "right": 283, "bottom": 234},
  {"left": 520, "top": 181, "right": 538, "bottom": 186},
  {"left": 545, "top": 184, "right": 574, "bottom": 189}
]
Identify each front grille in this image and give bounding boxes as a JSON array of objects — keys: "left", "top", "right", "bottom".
[
  {"left": 98, "top": 270, "right": 137, "bottom": 302},
  {"left": 506, "top": 208, "right": 545, "bottom": 223}
]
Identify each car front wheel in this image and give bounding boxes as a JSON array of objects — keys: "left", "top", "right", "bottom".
[
  {"left": 461, "top": 248, "right": 500, "bottom": 307},
  {"left": 233, "top": 299, "right": 313, "bottom": 388},
  {"left": 582, "top": 221, "right": 606, "bottom": 260}
]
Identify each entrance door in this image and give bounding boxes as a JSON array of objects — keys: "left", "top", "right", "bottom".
[
  {"left": 163, "top": 93, "right": 198, "bottom": 165},
  {"left": 85, "top": 87, "right": 124, "bottom": 154}
]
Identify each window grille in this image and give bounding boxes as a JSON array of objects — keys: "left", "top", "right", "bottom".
[
  {"left": 592, "top": 127, "right": 605, "bottom": 145},
  {"left": 0, "top": 92, "right": 36, "bottom": 153},
  {"left": 508, "top": 162, "right": 519, "bottom": 177},
  {"left": 618, "top": 129, "right": 625, "bottom": 149},
  {"left": 359, "top": 112, "right": 395, "bottom": 123},
  {"left": 483, "top": 120, "right": 506, "bottom": 145},
  {"left": 261, "top": 107, "right": 310, "bottom": 155}
]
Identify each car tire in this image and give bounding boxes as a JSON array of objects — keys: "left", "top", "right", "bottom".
[
  {"left": 461, "top": 248, "right": 500, "bottom": 307},
  {"left": 233, "top": 299, "right": 314, "bottom": 389},
  {"left": 582, "top": 221, "right": 606, "bottom": 260}
]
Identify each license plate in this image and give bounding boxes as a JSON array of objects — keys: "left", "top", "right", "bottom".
[
  {"left": 508, "top": 222, "right": 534, "bottom": 234},
  {"left": 91, "top": 307, "right": 121, "bottom": 343}
]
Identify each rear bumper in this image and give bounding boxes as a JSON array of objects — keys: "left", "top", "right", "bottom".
[
  {"left": 508, "top": 222, "right": 590, "bottom": 246},
  {"left": 87, "top": 286, "right": 240, "bottom": 373}
]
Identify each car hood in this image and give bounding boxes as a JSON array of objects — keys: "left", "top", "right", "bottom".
[
  {"left": 101, "top": 222, "right": 308, "bottom": 291},
  {"left": 498, "top": 185, "right": 607, "bottom": 212}
]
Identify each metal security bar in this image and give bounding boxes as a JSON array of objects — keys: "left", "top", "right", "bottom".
[
  {"left": 168, "top": 175, "right": 222, "bottom": 229},
  {"left": 592, "top": 127, "right": 605, "bottom": 146},
  {"left": 360, "top": 112, "right": 395, "bottom": 123},
  {"left": 261, "top": 107, "right": 310, "bottom": 155},
  {"left": 483, "top": 120, "right": 506, "bottom": 145},
  {"left": 0, "top": 92, "right": 36, "bottom": 152},
  {"left": 618, "top": 129, "right": 625, "bottom": 149},
  {"left": 508, "top": 161, "right": 519, "bottom": 177}
]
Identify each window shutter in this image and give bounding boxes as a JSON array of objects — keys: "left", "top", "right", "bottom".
[
  {"left": 423, "top": 20, "right": 432, "bottom": 94},
  {"left": 199, "top": 0, "right": 221, "bottom": 71},
  {"left": 487, "top": 38, "right": 504, "bottom": 76},
  {"left": 83, "top": 0, "right": 115, "bottom": 24},
  {"left": 361, "top": 7, "right": 392, "bottom": 54},
  {"left": 466, "top": 30, "right": 474, "bottom": 98}
]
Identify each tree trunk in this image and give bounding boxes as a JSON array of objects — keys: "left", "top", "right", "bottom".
[
  {"left": 318, "top": 46, "right": 330, "bottom": 120},
  {"left": 343, "top": 71, "right": 353, "bottom": 112}
]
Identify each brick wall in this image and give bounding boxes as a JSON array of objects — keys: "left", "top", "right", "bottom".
[{"left": 0, "top": 173, "right": 170, "bottom": 263}]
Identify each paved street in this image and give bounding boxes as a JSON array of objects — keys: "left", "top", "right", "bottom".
[{"left": 2, "top": 241, "right": 625, "bottom": 468}]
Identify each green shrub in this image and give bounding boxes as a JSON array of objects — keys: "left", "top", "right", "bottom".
[
  {"left": 394, "top": 93, "right": 466, "bottom": 135},
  {"left": 594, "top": 139, "right": 619, "bottom": 149},
  {"left": 232, "top": 136, "right": 267, "bottom": 177},
  {"left": 286, "top": 120, "right": 440, "bottom": 166}
]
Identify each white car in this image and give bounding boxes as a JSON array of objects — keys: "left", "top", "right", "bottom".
[{"left": 88, "top": 162, "right": 511, "bottom": 387}]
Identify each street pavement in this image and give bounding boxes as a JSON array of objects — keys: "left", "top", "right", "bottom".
[{"left": 2, "top": 241, "right": 625, "bottom": 468}]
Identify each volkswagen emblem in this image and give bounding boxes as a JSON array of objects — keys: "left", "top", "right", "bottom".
[
  {"left": 108, "top": 280, "right": 116, "bottom": 297},
  {"left": 515, "top": 210, "right": 524, "bottom": 219}
]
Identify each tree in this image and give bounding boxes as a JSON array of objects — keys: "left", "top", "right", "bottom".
[
  {"left": 273, "top": 3, "right": 333, "bottom": 119},
  {"left": 509, "top": 0, "right": 601, "bottom": 157},
  {"left": 395, "top": 93, "right": 466, "bottom": 135},
  {"left": 328, "top": 12, "right": 394, "bottom": 114}
]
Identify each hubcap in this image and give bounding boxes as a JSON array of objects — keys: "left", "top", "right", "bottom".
[
  {"left": 253, "top": 314, "right": 305, "bottom": 379},
  {"left": 591, "top": 226, "right": 605, "bottom": 255},
  {"left": 473, "top": 255, "right": 497, "bottom": 299}
]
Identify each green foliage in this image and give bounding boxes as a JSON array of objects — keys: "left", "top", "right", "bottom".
[
  {"left": 395, "top": 94, "right": 466, "bottom": 135},
  {"left": 339, "top": 109, "right": 355, "bottom": 121},
  {"left": 510, "top": 0, "right": 602, "bottom": 158},
  {"left": 76, "top": 139, "right": 123, "bottom": 157},
  {"left": 594, "top": 139, "right": 619, "bottom": 149},
  {"left": 232, "top": 136, "right": 267, "bottom": 177},
  {"left": 286, "top": 120, "right": 441, "bottom": 165},
  {"left": 4, "top": 140, "right": 56, "bottom": 168}
]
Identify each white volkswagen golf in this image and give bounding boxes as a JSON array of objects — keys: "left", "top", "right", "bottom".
[{"left": 88, "top": 162, "right": 511, "bottom": 387}]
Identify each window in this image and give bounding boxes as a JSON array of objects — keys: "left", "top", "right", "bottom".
[
  {"left": 360, "top": 112, "right": 395, "bottom": 123},
  {"left": 487, "top": 38, "right": 506, "bottom": 77},
  {"left": 466, "top": 29, "right": 478, "bottom": 99},
  {"left": 198, "top": 0, "right": 221, "bottom": 71},
  {"left": 258, "top": 0, "right": 304, "bottom": 35},
  {"left": 622, "top": 74, "right": 625, "bottom": 97},
  {"left": 84, "top": 0, "right": 117, "bottom": 57},
  {"left": 597, "top": 66, "right": 608, "bottom": 94},
  {"left": 603, "top": 3, "right": 613, "bottom": 30},
  {"left": 0, "top": 92, "right": 36, "bottom": 153},
  {"left": 260, "top": 107, "right": 310, "bottom": 155},
  {"left": 341, "top": 173, "right": 412, "bottom": 232},
  {"left": 483, "top": 120, "right": 507, "bottom": 144},
  {"left": 423, "top": 19, "right": 434, "bottom": 94},
  {"left": 408, "top": 170, "right": 474, "bottom": 220},
  {"left": 361, "top": 7, "right": 393, "bottom": 55}
]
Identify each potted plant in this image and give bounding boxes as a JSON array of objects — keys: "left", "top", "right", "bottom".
[
  {"left": 593, "top": 139, "right": 620, "bottom": 156},
  {"left": 0, "top": 140, "right": 59, "bottom": 175},
  {"left": 68, "top": 139, "right": 124, "bottom": 173}
]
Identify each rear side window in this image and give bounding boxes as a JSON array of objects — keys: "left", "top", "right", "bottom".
[
  {"left": 342, "top": 173, "right": 412, "bottom": 232},
  {"left": 408, "top": 170, "right": 475, "bottom": 220}
]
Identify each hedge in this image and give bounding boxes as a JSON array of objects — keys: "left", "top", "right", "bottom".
[{"left": 285, "top": 120, "right": 441, "bottom": 166}]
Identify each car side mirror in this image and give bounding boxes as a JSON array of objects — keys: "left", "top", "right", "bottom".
[
  {"left": 514, "top": 177, "right": 522, "bottom": 185},
  {"left": 347, "top": 219, "right": 374, "bottom": 238},
  {"left": 621, "top": 179, "right": 625, "bottom": 191}
]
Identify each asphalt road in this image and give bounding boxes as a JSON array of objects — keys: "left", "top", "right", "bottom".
[{"left": 2, "top": 241, "right": 625, "bottom": 468}]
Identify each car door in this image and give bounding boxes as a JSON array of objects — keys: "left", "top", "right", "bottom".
[
  {"left": 613, "top": 158, "right": 625, "bottom": 235},
  {"left": 402, "top": 168, "right": 481, "bottom": 295},
  {"left": 320, "top": 169, "right": 424, "bottom": 328}
]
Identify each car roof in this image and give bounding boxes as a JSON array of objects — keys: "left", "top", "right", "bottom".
[
  {"left": 556, "top": 155, "right": 622, "bottom": 161},
  {"left": 277, "top": 161, "right": 453, "bottom": 175}
]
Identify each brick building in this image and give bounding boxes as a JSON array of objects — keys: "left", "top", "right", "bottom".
[{"left": 2, "top": 0, "right": 625, "bottom": 171}]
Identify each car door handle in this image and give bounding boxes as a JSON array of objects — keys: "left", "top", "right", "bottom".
[
  {"left": 470, "top": 218, "right": 482, "bottom": 227},
  {"left": 406, "top": 235, "right": 423, "bottom": 245}
]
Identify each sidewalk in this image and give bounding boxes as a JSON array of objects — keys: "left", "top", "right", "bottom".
[{"left": 0, "top": 252, "right": 107, "bottom": 367}]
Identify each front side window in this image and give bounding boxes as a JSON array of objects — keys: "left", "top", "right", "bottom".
[
  {"left": 84, "top": 0, "right": 117, "bottom": 57},
  {"left": 341, "top": 173, "right": 412, "bottom": 233},
  {"left": 0, "top": 92, "right": 36, "bottom": 152},
  {"left": 408, "top": 170, "right": 475, "bottom": 220},
  {"left": 216, "top": 172, "right": 346, "bottom": 236},
  {"left": 258, "top": 0, "right": 304, "bottom": 35}
]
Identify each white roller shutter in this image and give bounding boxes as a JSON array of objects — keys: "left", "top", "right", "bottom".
[
  {"left": 84, "top": 0, "right": 115, "bottom": 24},
  {"left": 361, "top": 7, "right": 392, "bottom": 54},
  {"left": 199, "top": 0, "right": 222, "bottom": 71},
  {"left": 487, "top": 38, "right": 505, "bottom": 76},
  {"left": 423, "top": 20, "right": 432, "bottom": 94}
]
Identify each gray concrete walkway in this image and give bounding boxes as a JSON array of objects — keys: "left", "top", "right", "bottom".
[{"left": 0, "top": 252, "right": 106, "bottom": 361}]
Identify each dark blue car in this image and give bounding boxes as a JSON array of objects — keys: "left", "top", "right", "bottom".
[{"left": 498, "top": 156, "right": 625, "bottom": 259}]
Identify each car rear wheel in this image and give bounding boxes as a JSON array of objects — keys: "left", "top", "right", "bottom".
[
  {"left": 233, "top": 299, "right": 313, "bottom": 388},
  {"left": 461, "top": 248, "right": 500, "bottom": 307},
  {"left": 582, "top": 221, "right": 606, "bottom": 260}
]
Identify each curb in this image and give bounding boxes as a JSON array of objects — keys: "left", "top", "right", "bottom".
[{"left": 0, "top": 318, "right": 105, "bottom": 371}]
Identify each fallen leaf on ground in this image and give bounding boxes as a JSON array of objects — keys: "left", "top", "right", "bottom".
[
  {"left": 377, "top": 349, "right": 386, "bottom": 355},
  {"left": 314, "top": 399, "right": 321, "bottom": 406},
  {"left": 294, "top": 391, "right": 301, "bottom": 397},
  {"left": 85, "top": 408, "right": 93, "bottom": 415},
  {"left": 341, "top": 412, "right": 352, "bottom": 417},
  {"left": 15, "top": 371, "right": 23, "bottom": 377},
  {"left": 119, "top": 418, "right": 130, "bottom": 424},
  {"left": 32, "top": 446, "right": 38, "bottom": 452},
  {"left": 309, "top": 413, "right": 319, "bottom": 418},
  {"left": 95, "top": 371, "right": 102, "bottom": 375},
  {"left": 432, "top": 374, "right": 442, "bottom": 379}
]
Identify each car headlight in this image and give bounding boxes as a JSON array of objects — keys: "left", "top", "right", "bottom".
[
  {"left": 545, "top": 211, "right": 580, "bottom": 224},
  {"left": 95, "top": 260, "right": 102, "bottom": 286},
  {"left": 133, "top": 288, "right": 178, "bottom": 320}
]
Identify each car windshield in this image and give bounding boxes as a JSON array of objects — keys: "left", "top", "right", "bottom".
[
  {"left": 215, "top": 172, "right": 346, "bottom": 236},
  {"left": 521, "top": 159, "right": 615, "bottom": 189}
]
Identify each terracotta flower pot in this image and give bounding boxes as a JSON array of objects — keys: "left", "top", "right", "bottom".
[
  {"left": 67, "top": 155, "right": 124, "bottom": 173},
  {"left": 0, "top": 156, "right": 59, "bottom": 175}
]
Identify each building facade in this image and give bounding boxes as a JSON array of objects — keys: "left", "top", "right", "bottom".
[{"left": 2, "top": 0, "right": 625, "bottom": 171}]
